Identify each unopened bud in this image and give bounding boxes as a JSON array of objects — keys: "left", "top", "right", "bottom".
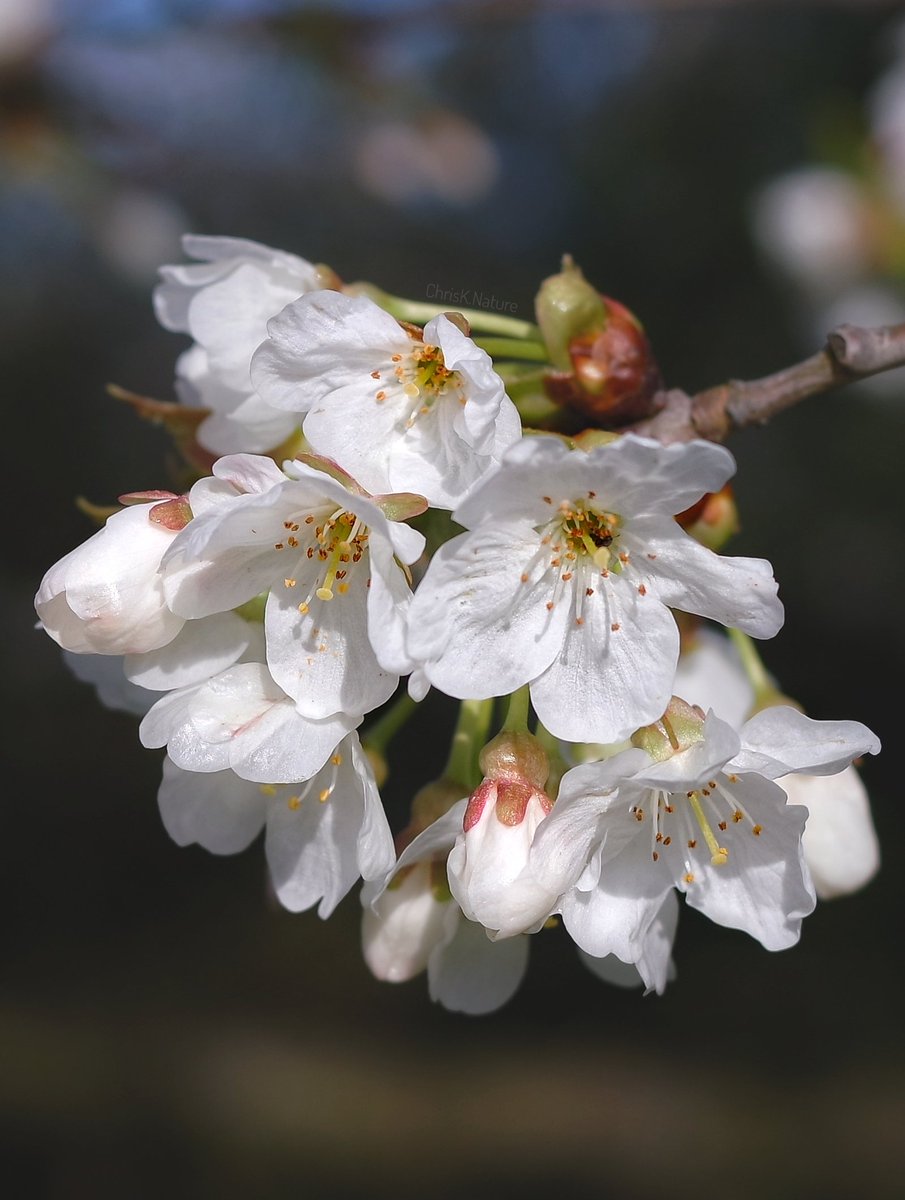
[
  {"left": 478, "top": 729, "right": 549, "bottom": 790},
  {"left": 535, "top": 255, "right": 608, "bottom": 370},
  {"left": 535, "top": 259, "right": 662, "bottom": 427}
]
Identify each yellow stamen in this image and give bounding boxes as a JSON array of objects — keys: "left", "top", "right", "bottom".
[{"left": 688, "top": 791, "right": 729, "bottom": 866}]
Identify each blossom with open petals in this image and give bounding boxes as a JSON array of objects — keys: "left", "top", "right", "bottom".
[
  {"left": 408, "top": 434, "right": 783, "bottom": 744},
  {"left": 160, "top": 453, "right": 425, "bottom": 719},
  {"left": 527, "top": 702, "right": 879, "bottom": 987},
  {"left": 159, "top": 731, "right": 393, "bottom": 916},
  {"left": 251, "top": 290, "right": 522, "bottom": 508}
]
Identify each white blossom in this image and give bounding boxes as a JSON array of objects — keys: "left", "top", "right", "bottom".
[
  {"left": 408, "top": 434, "right": 783, "bottom": 744},
  {"left": 155, "top": 235, "right": 332, "bottom": 454},
  {"left": 251, "top": 290, "right": 522, "bottom": 508},
  {"left": 527, "top": 704, "right": 879, "bottom": 988},
  {"left": 160, "top": 453, "right": 425, "bottom": 720},
  {"left": 159, "top": 732, "right": 394, "bottom": 917}
]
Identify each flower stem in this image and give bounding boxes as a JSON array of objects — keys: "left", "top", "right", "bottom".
[
  {"left": 352, "top": 284, "right": 542, "bottom": 340},
  {"left": 362, "top": 690, "right": 418, "bottom": 757},
  {"left": 502, "top": 685, "right": 531, "bottom": 733},
  {"left": 473, "top": 337, "right": 550, "bottom": 362},
  {"left": 728, "top": 627, "right": 774, "bottom": 706},
  {"left": 445, "top": 698, "right": 495, "bottom": 792}
]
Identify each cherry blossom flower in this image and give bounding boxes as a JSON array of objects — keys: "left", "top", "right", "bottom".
[
  {"left": 158, "top": 731, "right": 394, "bottom": 917},
  {"left": 407, "top": 434, "right": 783, "bottom": 744},
  {"left": 251, "top": 290, "right": 522, "bottom": 508},
  {"left": 361, "top": 800, "right": 529, "bottom": 1015},
  {"left": 155, "top": 236, "right": 335, "bottom": 454},
  {"left": 527, "top": 702, "right": 880, "bottom": 987},
  {"left": 160, "top": 453, "right": 425, "bottom": 720},
  {"left": 674, "top": 628, "right": 881, "bottom": 899}
]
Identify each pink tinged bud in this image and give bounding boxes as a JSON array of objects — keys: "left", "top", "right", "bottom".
[
  {"left": 464, "top": 730, "right": 554, "bottom": 831},
  {"left": 451, "top": 730, "right": 557, "bottom": 938}
]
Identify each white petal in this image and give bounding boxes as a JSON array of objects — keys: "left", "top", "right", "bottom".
[
  {"left": 265, "top": 566, "right": 396, "bottom": 718},
  {"left": 36, "top": 504, "right": 184, "bottom": 655},
  {"left": 264, "top": 736, "right": 386, "bottom": 917},
  {"left": 63, "top": 651, "right": 157, "bottom": 716},
  {"left": 733, "top": 707, "right": 881, "bottom": 779},
  {"left": 124, "top": 612, "right": 252, "bottom": 690},
  {"left": 529, "top": 750, "right": 651, "bottom": 895},
  {"left": 578, "top": 890, "right": 678, "bottom": 995},
  {"left": 781, "top": 766, "right": 880, "bottom": 899},
  {"left": 365, "top": 525, "right": 419, "bottom": 676},
  {"left": 559, "top": 833, "right": 674, "bottom": 965},
  {"left": 251, "top": 290, "right": 410, "bottom": 411},
  {"left": 529, "top": 575, "right": 679, "bottom": 743},
  {"left": 187, "top": 260, "right": 315, "bottom": 392},
  {"left": 157, "top": 758, "right": 267, "bottom": 854},
  {"left": 190, "top": 664, "right": 358, "bottom": 782},
  {"left": 631, "top": 712, "right": 741, "bottom": 791},
  {"left": 361, "top": 863, "right": 452, "bottom": 983},
  {"left": 407, "top": 524, "right": 568, "bottom": 699},
  {"left": 682, "top": 773, "right": 815, "bottom": 950},
  {"left": 629, "top": 517, "right": 784, "bottom": 638},
  {"left": 454, "top": 434, "right": 735, "bottom": 529},
  {"left": 428, "top": 918, "right": 529, "bottom": 1015},
  {"left": 673, "top": 627, "right": 755, "bottom": 729}
]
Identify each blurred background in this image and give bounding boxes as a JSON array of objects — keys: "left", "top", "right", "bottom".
[{"left": 5, "top": 1, "right": 905, "bottom": 1196}]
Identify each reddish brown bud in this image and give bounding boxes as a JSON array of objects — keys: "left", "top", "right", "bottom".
[{"left": 544, "top": 294, "right": 662, "bottom": 427}]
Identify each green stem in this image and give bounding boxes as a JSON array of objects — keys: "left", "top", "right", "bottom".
[
  {"left": 444, "top": 698, "right": 494, "bottom": 792},
  {"left": 502, "top": 685, "right": 531, "bottom": 734},
  {"left": 362, "top": 690, "right": 418, "bottom": 756},
  {"left": 728, "top": 627, "right": 774, "bottom": 706},
  {"left": 474, "top": 337, "right": 550, "bottom": 362},
  {"left": 354, "top": 284, "right": 542, "bottom": 340}
]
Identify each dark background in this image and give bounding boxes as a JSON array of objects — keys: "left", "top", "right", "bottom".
[{"left": 4, "top": 2, "right": 904, "bottom": 1197}]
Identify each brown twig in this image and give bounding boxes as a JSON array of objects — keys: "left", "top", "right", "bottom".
[{"left": 630, "top": 321, "right": 905, "bottom": 443}]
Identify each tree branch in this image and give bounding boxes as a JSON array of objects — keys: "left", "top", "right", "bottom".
[{"left": 630, "top": 321, "right": 905, "bottom": 443}]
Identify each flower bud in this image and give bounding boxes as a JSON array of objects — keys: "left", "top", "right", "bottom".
[
  {"left": 536, "top": 258, "right": 662, "bottom": 426},
  {"left": 447, "top": 731, "right": 557, "bottom": 938},
  {"left": 535, "top": 255, "right": 608, "bottom": 370}
]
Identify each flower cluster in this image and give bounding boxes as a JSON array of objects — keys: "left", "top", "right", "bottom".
[{"left": 35, "top": 237, "right": 881, "bottom": 1014}]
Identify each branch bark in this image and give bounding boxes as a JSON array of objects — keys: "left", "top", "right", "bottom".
[{"left": 630, "top": 321, "right": 905, "bottom": 443}]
